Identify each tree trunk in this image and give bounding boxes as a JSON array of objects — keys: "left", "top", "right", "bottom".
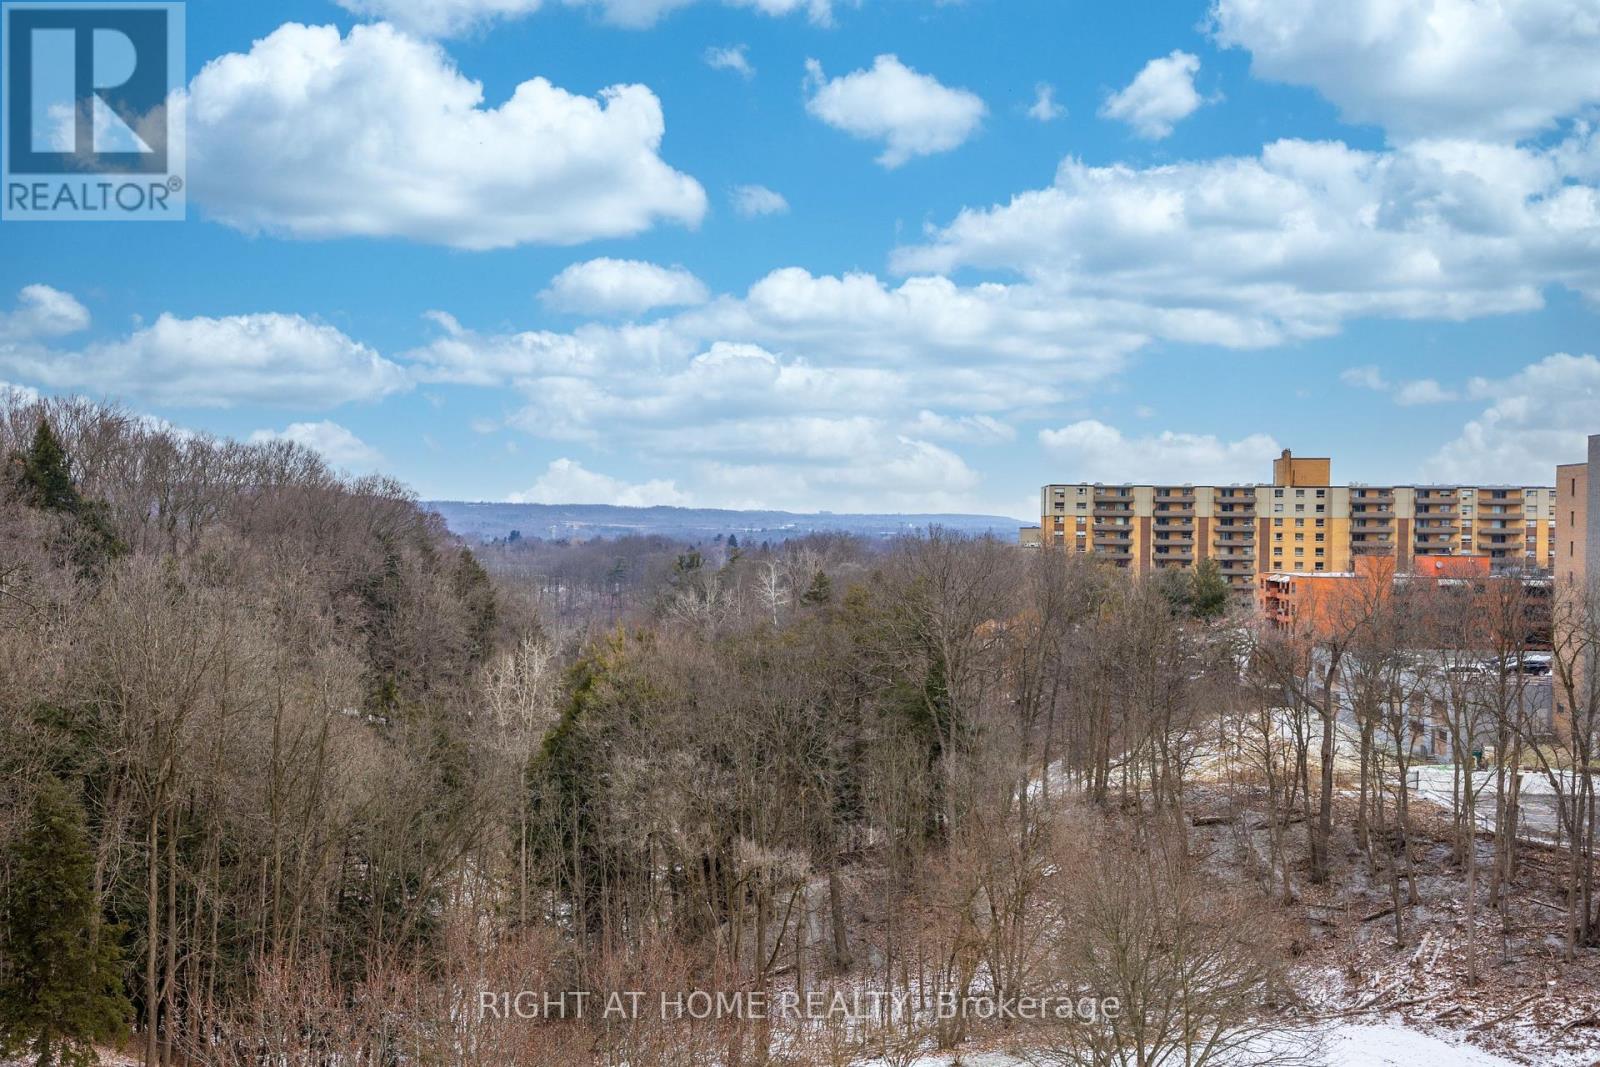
[{"left": 828, "top": 864, "right": 851, "bottom": 972}]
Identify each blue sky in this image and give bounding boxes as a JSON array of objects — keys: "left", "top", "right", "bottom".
[{"left": 4, "top": 0, "right": 1600, "bottom": 519}]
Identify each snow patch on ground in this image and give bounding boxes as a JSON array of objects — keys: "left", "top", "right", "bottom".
[{"left": 855, "top": 1019, "right": 1523, "bottom": 1067}]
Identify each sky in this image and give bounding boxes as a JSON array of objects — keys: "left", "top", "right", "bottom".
[{"left": 4, "top": 0, "right": 1600, "bottom": 521}]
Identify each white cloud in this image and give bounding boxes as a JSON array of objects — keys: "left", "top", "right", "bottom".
[
  {"left": 0, "top": 380, "right": 42, "bottom": 406},
  {"left": 509, "top": 458, "right": 691, "bottom": 506},
  {"left": 0, "top": 309, "right": 407, "bottom": 408},
  {"left": 1039, "top": 420, "right": 1281, "bottom": 484},
  {"left": 1341, "top": 365, "right": 1389, "bottom": 391},
  {"left": 401, "top": 263, "right": 1136, "bottom": 513},
  {"left": 1393, "top": 378, "right": 1458, "bottom": 405},
  {"left": 249, "top": 420, "right": 384, "bottom": 469},
  {"left": 336, "top": 0, "right": 547, "bottom": 34},
  {"left": 1028, "top": 82, "right": 1065, "bottom": 122},
  {"left": 908, "top": 410, "right": 1016, "bottom": 444},
  {"left": 411, "top": 268, "right": 1140, "bottom": 407},
  {"left": 1424, "top": 353, "right": 1600, "bottom": 483},
  {"left": 804, "top": 55, "right": 986, "bottom": 168},
  {"left": 731, "top": 183, "right": 789, "bottom": 217},
  {"left": 693, "top": 435, "right": 982, "bottom": 513},
  {"left": 1212, "top": 0, "right": 1600, "bottom": 142},
  {"left": 705, "top": 44, "right": 753, "bottom": 78},
  {"left": 1100, "top": 50, "right": 1207, "bottom": 139},
  {"left": 895, "top": 135, "right": 1600, "bottom": 347},
  {"left": 1341, "top": 365, "right": 1459, "bottom": 404},
  {"left": 540, "top": 258, "right": 710, "bottom": 316},
  {"left": 336, "top": 0, "right": 832, "bottom": 35},
  {"left": 0, "top": 285, "right": 90, "bottom": 342},
  {"left": 186, "top": 23, "right": 706, "bottom": 250}
]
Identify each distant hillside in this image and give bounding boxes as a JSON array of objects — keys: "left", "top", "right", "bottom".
[{"left": 424, "top": 501, "right": 1027, "bottom": 543}]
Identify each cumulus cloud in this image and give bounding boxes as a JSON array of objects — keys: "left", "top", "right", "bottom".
[
  {"left": 1100, "top": 50, "right": 1207, "bottom": 139},
  {"left": 705, "top": 44, "right": 754, "bottom": 78},
  {"left": 804, "top": 55, "right": 986, "bottom": 168},
  {"left": 1393, "top": 378, "right": 1458, "bottom": 405},
  {"left": 1028, "top": 83, "right": 1065, "bottom": 122},
  {"left": 0, "top": 285, "right": 90, "bottom": 342},
  {"left": 1424, "top": 352, "right": 1600, "bottom": 483},
  {"left": 0, "top": 308, "right": 407, "bottom": 408},
  {"left": 731, "top": 184, "right": 789, "bottom": 217},
  {"left": 1039, "top": 420, "right": 1281, "bottom": 484},
  {"left": 337, "top": 0, "right": 832, "bottom": 35},
  {"left": 1341, "top": 365, "right": 1460, "bottom": 404},
  {"left": 402, "top": 263, "right": 1130, "bottom": 512},
  {"left": 895, "top": 135, "right": 1600, "bottom": 347},
  {"left": 1211, "top": 0, "right": 1600, "bottom": 142},
  {"left": 540, "top": 258, "right": 710, "bottom": 316},
  {"left": 509, "top": 457, "right": 691, "bottom": 506},
  {"left": 186, "top": 23, "right": 706, "bottom": 250},
  {"left": 249, "top": 420, "right": 384, "bottom": 469}
]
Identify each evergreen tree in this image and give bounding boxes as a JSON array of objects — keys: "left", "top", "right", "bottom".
[
  {"left": 1189, "top": 558, "right": 1231, "bottom": 620},
  {"left": 15, "top": 420, "right": 80, "bottom": 514},
  {"left": 0, "top": 778, "right": 131, "bottom": 1067},
  {"left": 7, "top": 419, "right": 125, "bottom": 575},
  {"left": 801, "top": 568, "right": 833, "bottom": 605}
]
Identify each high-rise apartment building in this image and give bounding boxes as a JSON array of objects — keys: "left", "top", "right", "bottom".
[
  {"left": 1556, "top": 436, "right": 1595, "bottom": 592},
  {"left": 1553, "top": 436, "right": 1598, "bottom": 740},
  {"left": 1037, "top": 450, "right": 1555, "bottom": 593}
]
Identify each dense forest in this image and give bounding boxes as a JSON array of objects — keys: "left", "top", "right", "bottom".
[{"left": 1, "top": 395, "right": 1598, "bottom": 1066}]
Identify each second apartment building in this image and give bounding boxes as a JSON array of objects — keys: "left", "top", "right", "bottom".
[{"left": 1039, "top": 450, "right": 1555, "bottom": 592}]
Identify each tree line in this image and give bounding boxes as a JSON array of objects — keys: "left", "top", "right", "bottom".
[{"left": 1, "top": 394, "right": 1596, "bottom": 1066}]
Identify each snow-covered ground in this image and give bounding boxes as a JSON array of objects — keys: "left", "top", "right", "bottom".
[
  {"left": 1409, "top": 765, "right": 1572, "bottom": 843},
  {"left": 1269, "top": 1021, "right": 1520, "bottom": 1066},
  {"left": 855, "top": 1019, "right": 1522, "bottom": 1066}
]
